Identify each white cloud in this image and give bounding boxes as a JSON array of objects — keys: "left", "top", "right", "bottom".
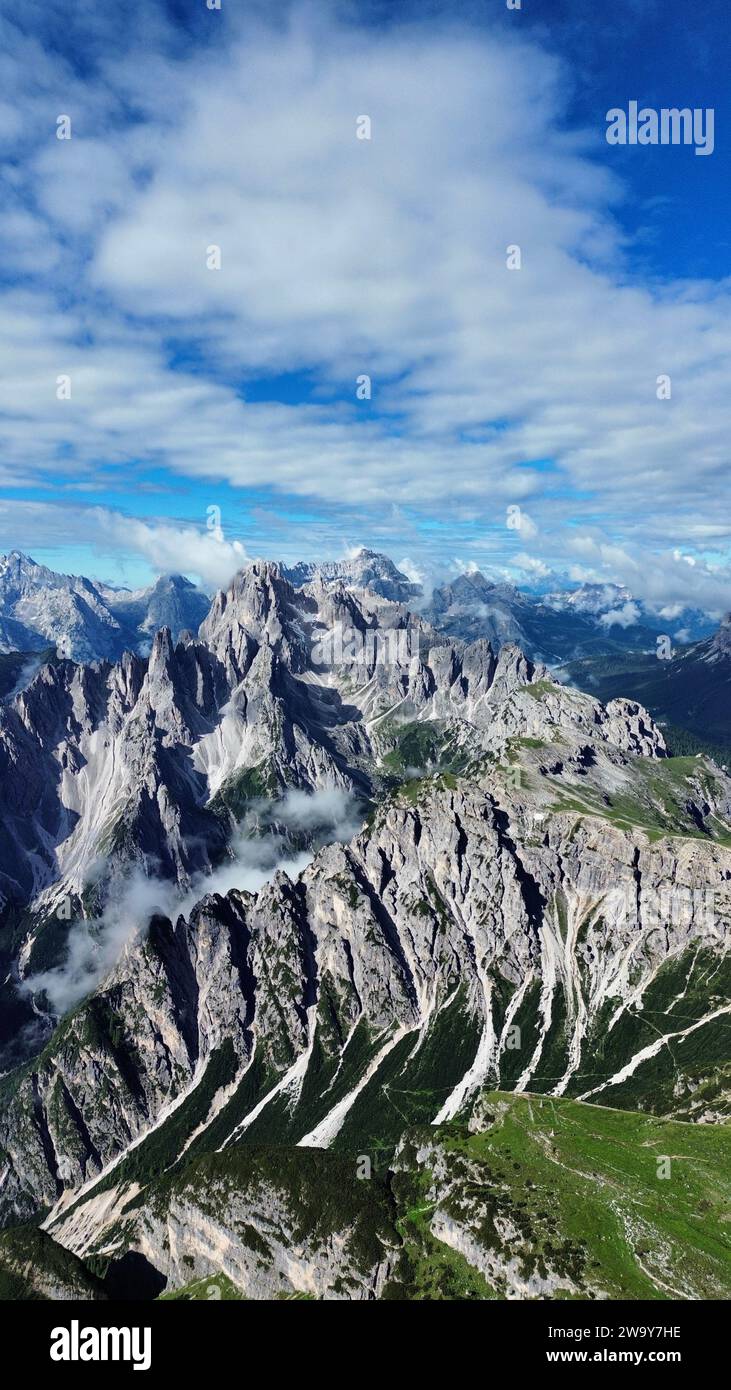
[
  {"left": 0, "top": 5, "right": 729, "bottom": 603},
  {"left": 93, "top": 511, "right": 249, "bottom": 590},
  {"left": 21, "top": 869, "right": 181, "bottom": 1015},
  {"left": 272, "top": 786, "right": 363, "bottom": 842},
  {"left": 21, "top": 785, "right": 364, "bottom": 1014},
  {"left": 0, "top": 499, "right": 248, "bottom": 590},
  {"left": 396, "top": 556, "right": 424, "bottom": 586},
  {"left": 514, "top": 552, "right": 550, "bottom": 579},
  {"left": 567, "top": 534, "right": 730, "bottom": 613},
  {"left": 598, "top": 600, "right": 641, "bottom": 630},
  {"left": 512, "top": 510, "right": 539, "bottom": 542}
]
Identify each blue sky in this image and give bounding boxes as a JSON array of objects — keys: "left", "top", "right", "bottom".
[{"left": 0, "top": 0, "right": 730, "bottom": 612}]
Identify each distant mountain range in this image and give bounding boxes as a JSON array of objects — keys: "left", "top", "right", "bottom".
[
  {"left": 423, "top": 570, "right": 716, "bottom": 662},
  {"left": 565, "top": 614, "right": 731, "bottom": 760},
  {"left": 0, "top": 552, "right": 210, "bottom": 663},
  {"left": 1, "top": 546, "right": 727, "bottom": 770},
  {"left": 1, "top": 548, "right": 717, "bottom": 672}
]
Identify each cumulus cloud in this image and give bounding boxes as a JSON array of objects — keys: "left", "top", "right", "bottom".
[
  {"left": 0, "top": 4, "right": 729, "bottom": 603},
  {"left": 567, "top": 534, "right": 730, "bottom": 614},
  {"left": 514, "top": 552, "right": 551, "bottom": 580},
  {"left": 93, "top": 511, "right": 249, "bottom": 591},
  {"left": 598, "top": 600, "right": 641, "bottom": 630},
  {"left": 0, "top": 499, "right": 248, "bottom": 591}
]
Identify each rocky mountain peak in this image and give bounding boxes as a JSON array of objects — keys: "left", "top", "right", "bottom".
[
  {"left": 712, "top": 612, "right": 731, "bottom": 653},
  {"left": 201, "top": 562, "right": 309, "bottom": 674},
  {"left": 283, "top": 548, "right": 420, "bottom": 604},
  {"left": 0, "top": 549, "right": 34, "bottom": 575}
]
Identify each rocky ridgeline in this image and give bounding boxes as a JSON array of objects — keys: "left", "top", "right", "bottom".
[
  {"left": 0, "top": 559, "right": 664, "bottom": 921},
  {"left": 1, "top": 743, "right": 729, "bottom": 1231},
  {"left": 0, "top": 559, "right": 729, "bottom": 1279}
]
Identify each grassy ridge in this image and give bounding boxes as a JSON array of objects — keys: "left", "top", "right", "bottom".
[
  {"left": 151, "top": 1091, "right": 731, "bottom": 1300},
  {"left": 7, "top": 1089, "right": 730, "bottom": 1300}
]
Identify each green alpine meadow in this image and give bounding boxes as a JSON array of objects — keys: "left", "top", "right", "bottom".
[{"left": 0, "top": 0, "right": 728, "bottom": 1326}]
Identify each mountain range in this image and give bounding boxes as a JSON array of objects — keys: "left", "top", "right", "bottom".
[
  {"left": 0, "top": 549, "right": 717, "bottom": 675},
  {"left": 564, "top": 616, "right": 731, "bottom": 762},
  {"left": 0, "top": 552, "right": 210, "bottom": 665},
  {"left": 423, "top": 569, "right": 716, "bottom": 662},
  {"left": 2, "top": 547, "right": 726, "bottom": 772},
  {"left": 0, "top": 556, "right": 729, "bottom": 1299}
]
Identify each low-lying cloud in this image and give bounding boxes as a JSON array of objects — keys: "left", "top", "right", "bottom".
[
  {"left": 598, "top": 600, "right": 641, "bottom": 630},
  {"left": 271, "top": 785, "right": 364, "bottom": 842},
  {"left": 20, "top": 787, "right": 364, "bottom": 1016}
]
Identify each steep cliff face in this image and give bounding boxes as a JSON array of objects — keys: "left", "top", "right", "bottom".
[
  {"left": 2, "top": 734, "right": 729, "bottom": 1233},
  {"left": 0, "top": 562, "right": 728, "bottom": 1299},
  {"left": 1, "top": 561, "right": 647, "bottom": 955}
]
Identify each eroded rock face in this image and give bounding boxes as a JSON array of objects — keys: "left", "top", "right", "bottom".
[
  {"left": 0, "top": 561, "right": 728, "bottom": 1277},
  {"left": 2, "top": 751, "right": 729, "bottom": 1232},
  {"left": 0, "top": 559, "right": 666, "bottom": 923},
  {"left": 123, "top": 1148, "right": 398, "bottom": 1302}
]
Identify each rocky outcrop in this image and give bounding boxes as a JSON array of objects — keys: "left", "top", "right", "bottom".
[{"left": 1, "top": 560, "right": 657, "bottom": 931}]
